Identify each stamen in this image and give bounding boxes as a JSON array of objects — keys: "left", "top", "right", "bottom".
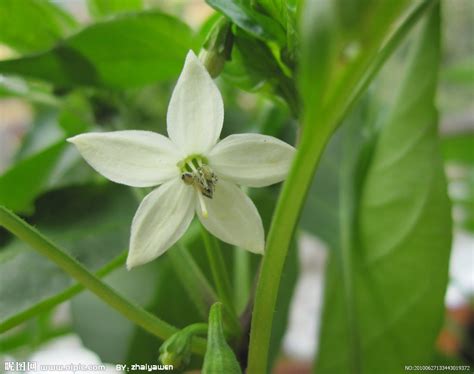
[
  {"left": 197, "top": 191, "right": 208, "bottom": 218},
  {"left": 186, "top": 160, "right": 198, "bottom": 172}
]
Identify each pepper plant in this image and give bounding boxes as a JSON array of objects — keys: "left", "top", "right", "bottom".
[{"left": 0, "top": 0, "right": 463, "bottom": 373}]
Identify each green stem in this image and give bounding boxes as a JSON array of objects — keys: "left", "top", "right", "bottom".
[
  {"left": 201, "top": 227, "right": 234, "bottom": 310},
  {"left": 246, "top": 2, "right": 432, "bottom": 371},
  {"left": 168, "top": 244, "right": 217, "bottom": 319},
  {"left": 0, "top": 325, "right": 71, "bottom": 352},
  {"left": 247, "top": 124, "right": 334, "bottom": 373},
  {"left": 182, "top": 322, "right": 209, "bottom": 336},
  {"left": 0, "top": 206, "right": 206, "bottom": 355},
  {"left": 233, "top": 249, "right": 251, "bottom": 314},
  {"left": 0, "top": 251, "right": 127, "bottom": 333},
  {"left": 339, "top": 139, "right": 361, "bottom": 374},
  {"left": 200, "top": 227, "right": 240, "bottom": 336},
  {"left": 346, "top": 0, "right": 436, "bottom": 120}
]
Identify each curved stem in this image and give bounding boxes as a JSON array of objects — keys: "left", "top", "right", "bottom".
[
  {"left": 168, "top": 243, "right": 217, "bottom": 319},
  {"left": 246, "top": 2, "right": 433, "bottom": 371},
  {"left": 0, "top": 206, "right": 207, "bottom": 355},
  {"left": 201, "top": 227, "right": 241, "bottom": 336},
  {"left": 0, "top": 251, "right": 127, "bottom": 333},
  {"left": 201, "top": 228, "right": 234, "bottom": 309},
  {"left": 346, "top": 0, "right": 436, "bottom": 121},
  {"left": 233, "top": 249, "right": 251, "bottom": 314},
  {"left": 182, "top": 322, "right": 209, "bottom": 336},
  {"left": 247, "top": 124, "right": 334, "bottom": 373}
]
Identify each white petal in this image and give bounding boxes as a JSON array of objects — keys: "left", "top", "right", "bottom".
[
  {"left": 167, "top": 50, "right": 224, "bottom": 154},
  {"left": 128, "top": 179, "right": 195, "bottom": 269},
  {"left": 68, "top": 131, "right": 183, "bottom": 187},
  {"left": 208, "top": 134, "right": 295, "bottom": 187},
  {"left": 197, "top": 180, "right": 264, "bottom": 254}
]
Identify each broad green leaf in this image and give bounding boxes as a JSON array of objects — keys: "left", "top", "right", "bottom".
[
  {"left": 206, "top": 0, "right": 286, "bottom": 44},
  {"left": 0, "top": 109, "right": 94, "bottom": 213},
  {"left": 0, "top": 0, "right": 76, "bottom": 53},
  {"left": 315, "top": 5, "right": 452, "bottom": 373},
  {"left": 0, "top": 142, "right": 66, "bottom": 213},
  {"left": 254, "top": 0, "right": 285, "bottom": 22},
  {"left": 223, "top": 29, "right": 298, "bottom": 113},
  {"left": 223, "top": 30, "right": 283, "bottom": 91},
  {"left": 87, "top": 0, "right": 143, "bottom": 18},
  {"left": 300, "top": 0, "right": 410, "bottom": 125},
  {"left": 300, "top": 95, "right": 371, "bottom": 249},
  {"left": 0, "top": 12, "right": 194, "bottom": 89},
  {"left": 0, "top": 185, "right": 137, "bottom": 330},
  {"left": 13, "top": 110, "right": 64, "bottom": 162}
]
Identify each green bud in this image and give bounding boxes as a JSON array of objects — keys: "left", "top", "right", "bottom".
[
  {"left": 158, "top": 330, "right": 192, "bottom": 369},
  {"left": 199, "top": 17, "right": 234, "bottom": 78},
  {"left": 202, "top": 303, "right": 242, "bottom": 374}
]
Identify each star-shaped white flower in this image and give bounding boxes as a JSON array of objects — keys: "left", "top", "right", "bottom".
[{"left": 68, "top": 51, "right": 295, "bottom": 269}]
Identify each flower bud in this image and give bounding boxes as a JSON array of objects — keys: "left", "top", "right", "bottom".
[
  {"left": 158, "top": 330, "right": 192, "bottom": 369},
  {"left": 199, "top": 17, "right": 233, "bottom": 78},
  {"left": 202, "top": 303, "right": 241, "bottom": 374}
]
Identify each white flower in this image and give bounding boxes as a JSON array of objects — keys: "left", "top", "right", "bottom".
[{"left": 68, "top": 51, "right": 295, "bottom": 269}]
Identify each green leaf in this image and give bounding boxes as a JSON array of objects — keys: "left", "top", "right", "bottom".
[
  {"left": 247, "top": 0, "right": 414, "bottom": 371},
  {"left": 315, "top": 5, "right": 452, "bottom": 373},
  {"left": 300, "top": 95, "right": 371, "bottom": 250},
  {"left": 0, "top": 184, "right": 137, "bottom": 330},
  {"left": 0, "top": 0, "right": 76, "bottom": 53},
  {"left": 0, "top": 108, "right": 95, "bottom": 213},
  {"left": 0, "top": 11, "right": 194, "bottom": 89},
  {"left": 0, "top": 142, "right": 66, "bottom": 214},
  {"left": 206, "top": 0, "right": 286, "bottom": 44},
  {"left": 300, "top": 0, "right": 410, "bottom": 125},
  {"left": 224, "top": 30, "right": 283, "bottom": 91},
  {"left": 223, "top": 29, "right": 298, "bottom": 114},
  {"left": 253, "top": 0, "right": 287, "bottom": 25},
  {"left": 87, "top": 0, "right": 143, "bottom": 18}
]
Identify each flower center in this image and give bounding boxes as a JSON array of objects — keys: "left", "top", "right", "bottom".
[{"left": 179, "top": 156, "right": 218, "bottom": 218}]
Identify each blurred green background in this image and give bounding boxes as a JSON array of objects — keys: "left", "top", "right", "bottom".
[{"left": 0, "top": 0, "right": 472, "bottom": 373}]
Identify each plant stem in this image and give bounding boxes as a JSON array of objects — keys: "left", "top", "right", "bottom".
[
  {"left": 168, "top": 243, "right": 217, "bottom": 319},
  {"left": 247, "top": 124, "right": 334, "bottom": 373},
  {"left": 182, "top": 322, "right": 209, "bottom": 336},
  {"left": 346, "top": 0, "right": 436, "bottom": 120},
  {"left": 246, "top": 2, "right": 432, "bottom": 371},
  {"left": 233, "top": 249, "right": 251, "bottom": 314},
  {"left": 0, "top": 325, "right": 71, "bottom": 352},
  {"left": 201, "top": 227, "right": 234, "bottom": 310},
  {"left": 0, "top": 251, "right": 127, "bottom": 333},
  {"left": 0, "top": 206, "right": 207, "bottom": 355},
  {"left": 200, "top": 227, "right": 240, "bottom": 336}
]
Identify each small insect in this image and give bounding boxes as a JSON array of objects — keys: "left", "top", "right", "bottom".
[{"left": 181, "top": 165, "right": 218, "bottom": 199}]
